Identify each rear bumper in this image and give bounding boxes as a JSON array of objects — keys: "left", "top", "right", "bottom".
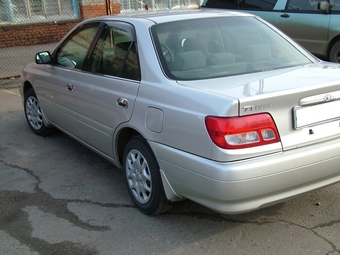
[{"left": 150, "top": 139, "right": 340, "bottom": 214}]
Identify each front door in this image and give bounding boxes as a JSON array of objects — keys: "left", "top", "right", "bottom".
[{"left": 36, "top": 24, "right": 100, "bottom": 136}]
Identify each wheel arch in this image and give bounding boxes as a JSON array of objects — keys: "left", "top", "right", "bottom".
[
  {"left": 327, "top": 35, "right": 340, "bottom": 60},
  {"left": 115, "top": 127, "right": 140, "bottom": 168},
  {"left": 115, "top": 128, "right": 184, "bottom": 203},
  {"left": 22, "top": 80, "right": 34, "bottom": 97}
]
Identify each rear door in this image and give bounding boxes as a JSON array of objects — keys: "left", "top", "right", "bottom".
[
  {"left": 236, "top": 0, "right": 282, "bottom": 27},
  {"left": 278, "top": 0, "right": 330, "bottom": 56},
  {"left": 202, "top": 0, "right": 283, "bottom": 27},
  {"left": 75, "top": 22, "right": 141, "bottom": 158}
]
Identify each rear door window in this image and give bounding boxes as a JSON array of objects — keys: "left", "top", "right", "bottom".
[
  {"left": 286, "top": 0, "right": 322, "bottom": 11},
  {"left": 202, "top": 0, "right": 278, "bottom": 10},
  {"left": 333, "top": 0, "right": 340, "bottom": 10},
  {"left": 239, "top": 0, "right": 278, "bottom": 10},
  {"left": 88, "top": 25, "right": 140, "bottom": 81}
]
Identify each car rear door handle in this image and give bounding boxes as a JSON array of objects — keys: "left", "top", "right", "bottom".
[
  {"left": 117, "top": 97, "right": 128, "bottom": 108},
  {"left": 66, "top": 83, "right": 74, "bottom": 92},
  {"left": 281, "top": 13, "right": 290, "bottom": 18}
]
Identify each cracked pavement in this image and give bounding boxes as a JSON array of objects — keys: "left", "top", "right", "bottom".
[{"left": 1, "top": 82, "right": 340, "bottom": 255}]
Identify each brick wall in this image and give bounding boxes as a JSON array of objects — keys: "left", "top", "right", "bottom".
[
  {"left": 80, "top": 3, "right": 120, "bottom": 19},
  {"left": 0, "top": 21, "right": 79, "bottom": 48},
  {"left": 0, "top": 2, "right": 121, "bottom": 48}
]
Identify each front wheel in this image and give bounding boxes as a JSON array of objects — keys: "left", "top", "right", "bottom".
[
  {"left": 24, "top": 88, "right": 54, "bottom": 136},
  {"left": 329, "top": 41, "right": 340, "bottom": 63},
  {"left": 123, "top": 136, "right": 172, "bottom": 215}
]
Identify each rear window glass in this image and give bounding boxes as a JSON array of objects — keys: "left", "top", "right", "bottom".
[{"left": 151, "top": 16, "right": 311, "bottom": 81}]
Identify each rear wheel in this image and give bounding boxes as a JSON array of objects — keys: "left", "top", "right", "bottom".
[
  {"left": 24, "top": 88, "right": 54, "bottom": 136},
  {"left": 123, "top": 136, "right": 172, "bottom": 215},
  {"left": 329, "top": 41, "right": 340, "bottom": 63}
]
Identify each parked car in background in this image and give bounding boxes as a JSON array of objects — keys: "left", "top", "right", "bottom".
[
  {"left": 201, "top": 0, "right": 340, "bottom": 63},
  {"left": 20, "top": 10, "right": 340, "bottom": 216}
]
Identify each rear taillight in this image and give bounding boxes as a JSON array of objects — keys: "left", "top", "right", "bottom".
[{"left": 205, "top": 114, "right": 280, "bottom": 149}]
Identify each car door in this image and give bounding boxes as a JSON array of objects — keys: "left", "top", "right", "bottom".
[
  {"left": 277, "top": 0, "right": 330, "bottom": 56},
  {"left": 201, "top": 0, "right": 283, "bottom": 27},
  {"left": 36, "top": 24, "right": 101, "bottom": 136},
  {"left": 236, "top": 0, "right": 284, "bottom": 27},
  {"left": 75, "top": 22, "right": 141, "bottom": 158},
  {"left": 328, "top": 0, "right": 340, "bottom": 61}
]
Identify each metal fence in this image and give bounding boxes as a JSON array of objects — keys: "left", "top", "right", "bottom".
[
  {"left": 0, "top": 0, "right": 80, "bottom": 23},
  {"left": 0, "top": 0, "right": 201, "bottom": 79}
]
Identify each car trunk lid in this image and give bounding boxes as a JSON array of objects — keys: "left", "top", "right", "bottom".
[{"left": 177, "top": 63, "right": 340, "bottom": 151}]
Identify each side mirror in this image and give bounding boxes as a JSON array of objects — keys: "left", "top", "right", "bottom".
[
  {"left": 35, "top": 51, "right": 52, "bottom": 64},
  {"left": 318, "top": 1, "right": 330, "bottom": 13}
]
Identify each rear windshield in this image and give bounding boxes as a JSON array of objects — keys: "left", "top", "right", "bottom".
[{"left": 151, "top": 16, "right": 312, "bottom": 80}]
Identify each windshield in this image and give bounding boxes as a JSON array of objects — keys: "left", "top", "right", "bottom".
[{"left": 151, "top": 16, "right": 312, "bottom": 80}]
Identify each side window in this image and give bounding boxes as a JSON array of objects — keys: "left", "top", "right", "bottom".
[
  {"left": 286, "top": 0, "right": 320, "bottom": 10},
  {"left": 332, "top": 0, "right": 340, "bottom": 10},
  {"left": 56, "top": 26, "right": 99, "bottom": 70},
  {"left": 203, "top": 0, "right": 277, "bottom": 9},
  {"left": 239, "top": 0, "right": 278, "bottom": 10},
  {"left": 89, "top": 26, "right": 140, "bottom": 81},
  {"left": 203, "top": 0, "right": 239, "bottom": 9}
]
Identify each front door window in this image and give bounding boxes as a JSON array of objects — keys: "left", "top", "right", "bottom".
[{"left": 56, "top": 26, "right": 100, "bottom": 70}]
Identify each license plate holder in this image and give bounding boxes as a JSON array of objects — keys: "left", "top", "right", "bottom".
[{"left": 294, "top": 101, "right": 340, "bottom": 129}]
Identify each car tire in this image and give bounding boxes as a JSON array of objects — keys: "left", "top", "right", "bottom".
[
  {"left": 123, "top": 136, "right": 172, "bottom": 215},
  {"left": 24, "top": 88, "right": 54, "bottom": 136},
  {"left": 329, "top": 41, "right": 340, "bottom": 63}
]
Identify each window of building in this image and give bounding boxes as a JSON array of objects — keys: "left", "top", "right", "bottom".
[
  {"left": 1, "top": 0, "right": 80, "bottom": 23},
  {"left": 121, "top": 0, "right": 200, "bottom": 12}
]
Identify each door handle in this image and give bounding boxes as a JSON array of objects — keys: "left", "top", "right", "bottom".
[
  {"left": 117, "top": 97, "right": 128, "bottom": 108},
  {"left": 66, "top": 83, "right": 74, "bottom": 92},
  {"left": 281, "top": 13, "right": 290, "bottom": 18}
]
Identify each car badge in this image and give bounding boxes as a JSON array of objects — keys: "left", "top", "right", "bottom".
[{"left": 323, "top": 94, "right": 332, "bottom": 101}]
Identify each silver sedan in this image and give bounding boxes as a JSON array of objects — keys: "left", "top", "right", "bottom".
[{"left": 20, "top": 10, "right": 340, "bottom": 215}]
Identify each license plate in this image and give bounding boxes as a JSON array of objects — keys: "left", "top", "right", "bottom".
[{"left": 294, "top": 100, "right": 340, "bottom": 129}]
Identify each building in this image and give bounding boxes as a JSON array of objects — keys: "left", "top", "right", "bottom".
[{"left": 0, "top": 0, "right": 199, "bottom": 48}]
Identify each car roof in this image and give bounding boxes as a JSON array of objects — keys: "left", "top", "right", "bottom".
[{"left": 85, "top": 9, "right": 254, "bottom": 24}]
